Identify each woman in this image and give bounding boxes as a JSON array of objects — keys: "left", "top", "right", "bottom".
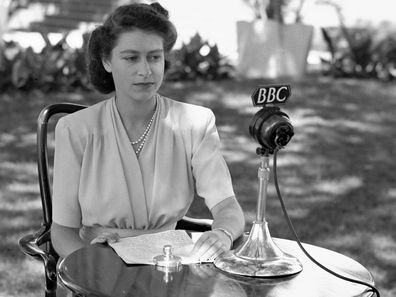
[{"left": 51, "top": 2, "right": 245, "bottom": 262}]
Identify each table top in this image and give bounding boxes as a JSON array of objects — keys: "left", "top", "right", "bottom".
[{"left": 58, "top": 237, "right": 375, "bottom": 297}]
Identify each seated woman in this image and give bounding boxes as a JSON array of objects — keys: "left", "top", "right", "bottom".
[{"left": 51, "top": 2, "right": 245, "bottom": 262}]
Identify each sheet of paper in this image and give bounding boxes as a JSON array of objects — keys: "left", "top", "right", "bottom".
[{"left": 109, "top": 230, "right": 207, "bottom": 265}]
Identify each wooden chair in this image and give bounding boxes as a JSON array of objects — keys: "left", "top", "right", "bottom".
[{"left": 18, "top": 103, "right": 212, "bottom": 297}]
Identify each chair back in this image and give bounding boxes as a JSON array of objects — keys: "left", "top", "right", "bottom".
[{"left": 37, "top": 103, "right": 87, "bottom": 227}]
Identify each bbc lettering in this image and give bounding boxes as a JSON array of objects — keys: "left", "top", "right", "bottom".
[
  {"left": 251, "top": 85, "right": 291, "bottom": 106},
  {"left": 256, "top": 86, "right": 288, "bottom": 104}
]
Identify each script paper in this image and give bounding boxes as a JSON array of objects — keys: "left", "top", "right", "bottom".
[{"left": 109, "top": 230, "right": 205, "bottom": 265}]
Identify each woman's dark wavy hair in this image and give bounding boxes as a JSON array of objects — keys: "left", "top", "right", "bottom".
[{"left": 87, "top": 2, "right": 177, "bottom": 94}]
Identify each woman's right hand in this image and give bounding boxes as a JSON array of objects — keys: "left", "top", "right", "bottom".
[{"left": 90, "top": 232, "right": 120, "bottom": 245}]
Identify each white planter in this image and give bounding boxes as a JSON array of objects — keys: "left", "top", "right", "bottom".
[{"left": 236, "top": 20, "right": 314, "bottom": 79}]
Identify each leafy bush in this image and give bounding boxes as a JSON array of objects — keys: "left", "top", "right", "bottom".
[
  {"left": 0, "top": 33, "right": 90, "bottom": 92},
  {"left": 165, "top": 33, "right": 234, "bottom": 81},
  {"left": 0, "top": 32, "right": 234, "bottom": 93},
  {"left": 321, "top": 26, "right": 396, "bottom": 80},
  {"left": 318, "top": 1, "right": 396, "bottom": 80}
]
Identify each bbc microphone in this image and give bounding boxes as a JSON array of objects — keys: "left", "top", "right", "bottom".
[{"left": 249, "top": 85, "right": 294, "bottom": 153}]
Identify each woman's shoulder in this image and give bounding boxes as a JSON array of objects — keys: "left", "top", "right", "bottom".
[
  {"left": 162, "top": 95, "right": 214, "bottom": 123},
  {"left": 58, "top": 98, "right": 112, "bottom": 131}
]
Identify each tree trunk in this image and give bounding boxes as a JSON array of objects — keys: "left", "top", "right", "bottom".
[{"left": 266, "top": 0, "right": 283, "bottom": 23}]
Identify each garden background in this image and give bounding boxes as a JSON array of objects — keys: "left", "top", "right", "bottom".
[{"left": 1, "top": 0, "right": 396, "bottom": 296}]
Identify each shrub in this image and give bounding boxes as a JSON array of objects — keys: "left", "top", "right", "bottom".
[
  {"left": 318, "top": 1, "right": 396, "bottom": 81},
  {"left": 165, "top": 33, "right": 234, "bottom": 81},
  {"left": 0, "top": 32, "right": 234, "bottom": 93},
  {"left": 321, "top": 26, "right": 396, "bottom": 80},
  {"left": 0, "top": 33, "right": 90, "bottom": 92}
]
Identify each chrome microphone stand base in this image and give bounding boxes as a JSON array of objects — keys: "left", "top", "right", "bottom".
[{"left": 214, "top": 221, "right": 302, "bottom": 277}]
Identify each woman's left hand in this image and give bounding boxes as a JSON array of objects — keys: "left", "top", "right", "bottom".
[
  {"left": 90, "top": 232, "right": 120, "bottom": 245},
  {"left": 191, "top": 230, "right": 232, "bottom": 262}
]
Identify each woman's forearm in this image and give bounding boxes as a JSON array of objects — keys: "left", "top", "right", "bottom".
[
  {"left": 51, "top": 222, "right": 85, "bottom": 259},
  {"left": 210, "top": 196, "right": 245, "bottom": 242},
  {"left": 191, "top": 196, "right": 245, "bottom": 259}
]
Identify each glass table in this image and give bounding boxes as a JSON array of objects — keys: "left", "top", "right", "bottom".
[{"left": 58, "top": 237, "right": 375, "bottom": 297}]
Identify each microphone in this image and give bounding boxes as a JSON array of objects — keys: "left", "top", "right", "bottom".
[
  {"left": 214, "top": 84, "right": 303, "bottom": 278},
  {"left": 249, "top": 85, "right": 294, "bottom": 153}
]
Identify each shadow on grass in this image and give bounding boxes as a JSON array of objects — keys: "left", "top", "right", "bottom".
[{"left": 1, "top": 76, "right": 395, "bottom": 296}]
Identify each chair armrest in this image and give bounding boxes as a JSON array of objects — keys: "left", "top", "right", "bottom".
[
  {"left": 19, "top": 225, "right": 57, "bottom": 282},
  {"left": 176, "top": 216, "right": 213, "bottom": 232}
]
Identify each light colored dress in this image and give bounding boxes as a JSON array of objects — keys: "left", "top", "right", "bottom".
[{"left": 52, "top": 94, "right": 234, "bottom": 242}]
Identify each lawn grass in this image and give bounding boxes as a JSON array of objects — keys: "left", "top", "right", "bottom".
[{"left": 1, "top": 76, "right": 395, "bottom": 296}]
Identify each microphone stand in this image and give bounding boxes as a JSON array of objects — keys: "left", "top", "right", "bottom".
[{"left": 214, "top": 147, "right": 303, "bottom": 277}]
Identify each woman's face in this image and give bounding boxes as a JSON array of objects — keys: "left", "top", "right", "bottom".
[{"left": 102, "top": 29, "right": 165, "bottom": 103}]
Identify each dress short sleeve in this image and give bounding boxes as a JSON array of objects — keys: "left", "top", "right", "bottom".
[
  {"left": 191, "top": 110, "right": 235, "bottom": 210},
  {"left": 52, "top": 118, "right": 83, "bottom": 228}
]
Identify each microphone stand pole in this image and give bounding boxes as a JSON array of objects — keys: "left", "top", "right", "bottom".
[{"left": 214, "top": 147, "right": 303, "bottom": 277}]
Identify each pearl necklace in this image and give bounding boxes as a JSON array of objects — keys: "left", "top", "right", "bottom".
[{"left": 130, "top": 105, "right": 157, "bottom": 156}]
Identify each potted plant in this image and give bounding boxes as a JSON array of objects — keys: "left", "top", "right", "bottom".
[{"left": 236, "top": 0, "right": 314, "bottom": 79}]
